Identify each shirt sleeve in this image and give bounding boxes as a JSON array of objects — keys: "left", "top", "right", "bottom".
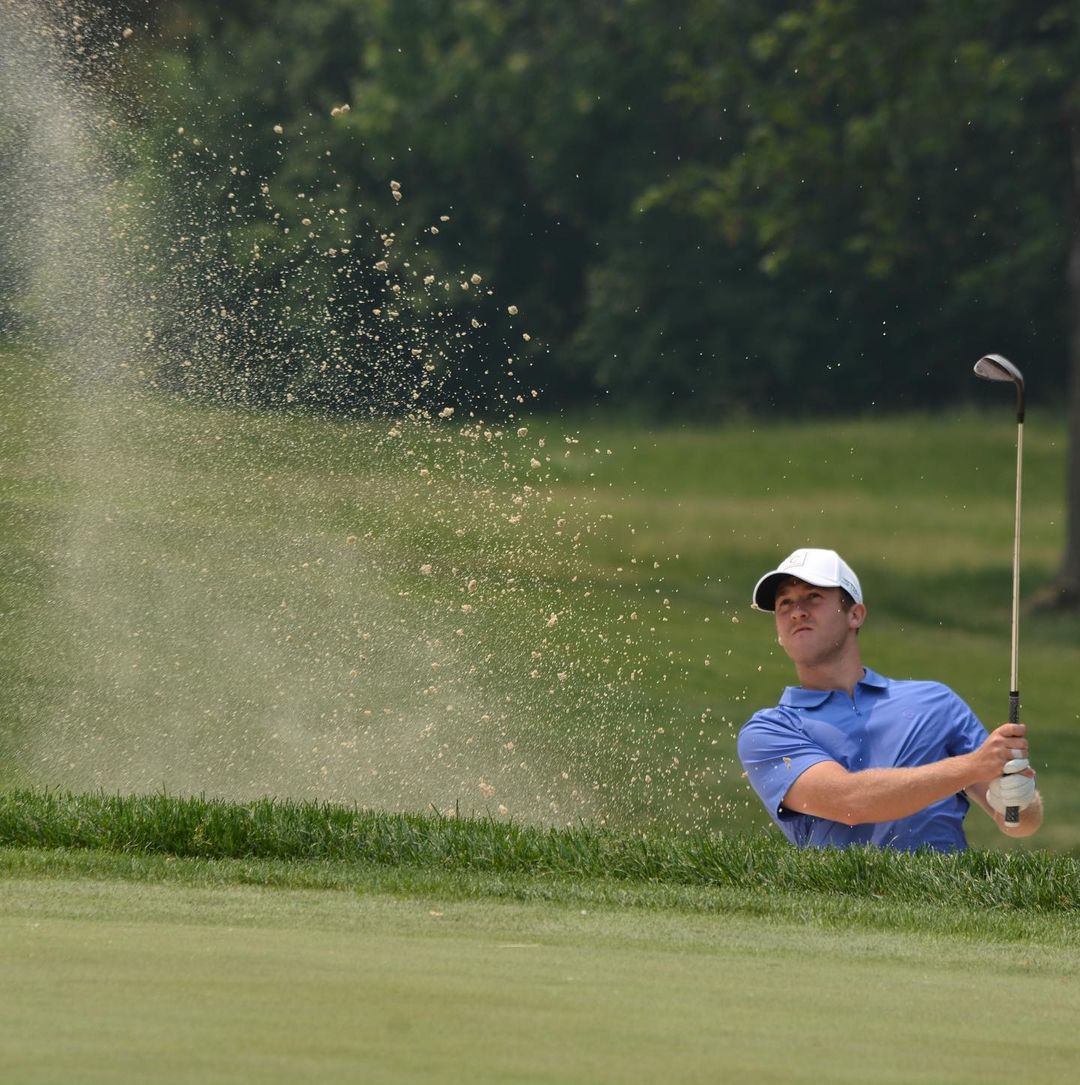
[
  {"left": 942, "top": 688, "right": 990, "bottom": 756},
  {"left": 737, "top": 710, "right": 837, "bottom": 821}
]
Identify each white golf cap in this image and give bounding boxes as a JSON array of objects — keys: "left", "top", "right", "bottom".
[{"left": 752, "top": 548, "right": 862, "bottom": 611}]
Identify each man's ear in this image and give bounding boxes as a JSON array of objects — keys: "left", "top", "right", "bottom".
[{"left": 849, "top": 602, "right": 867, "bottom": 630}]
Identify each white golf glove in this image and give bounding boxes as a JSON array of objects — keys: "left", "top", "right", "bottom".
[{"left": 986, "top": 763, "right": 1037, "bottom": 816}]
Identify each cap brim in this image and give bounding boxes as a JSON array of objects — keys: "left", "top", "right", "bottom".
[
  {"left": 752, "top": 570, "right": 845, "bottom": 611},
  {"left": 752, "top": 571, "right": 788, "bottom": 611}
]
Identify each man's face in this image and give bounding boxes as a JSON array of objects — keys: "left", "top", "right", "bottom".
[{"left": 773, "top": 577, "right": 864, "bottom": 667}]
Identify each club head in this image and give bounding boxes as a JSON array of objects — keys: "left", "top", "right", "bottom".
[
  {"left": 974, "top": 354, "right": 1025, "bottom": 420},
  {"left": 974, "top": 354, "right": 1024, "bottom": 387}
]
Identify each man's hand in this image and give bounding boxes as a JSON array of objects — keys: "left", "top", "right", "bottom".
[
  {"left": 986, "top": 770, "right": 1038, "bottom": 816},
  {"left": 964, "top": 723, "right": 1042, "bottom": 837},
  {"left": 964, "top": 723, "right": 1029, "bottom": 784},
  {"left": 966, "top": 732, "right": 1043, "bottom": 837}
]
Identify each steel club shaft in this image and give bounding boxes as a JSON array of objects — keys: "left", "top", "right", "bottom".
[{"left": 973, "top": 354, "right": 1025, "bottom": 825}]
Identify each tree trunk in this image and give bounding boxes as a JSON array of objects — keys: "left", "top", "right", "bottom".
[{"left": 1041, "top": 91, "right": 1080, "bottom": 608}]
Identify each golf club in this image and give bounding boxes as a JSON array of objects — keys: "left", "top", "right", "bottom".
[{"left": 973, "top": 353, "right": 1025, "bottom": 825}]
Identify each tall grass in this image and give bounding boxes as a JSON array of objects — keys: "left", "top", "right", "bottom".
[{"left": 3, "top": 789, "right": 1077, "bottom": 913}]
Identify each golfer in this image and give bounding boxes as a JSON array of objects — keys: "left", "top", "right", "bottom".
[{"left": 737, "top": 548, "right": 1043, "bottom": 850}]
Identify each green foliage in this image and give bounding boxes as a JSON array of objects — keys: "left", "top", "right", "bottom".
[
  {"left": 106, "top": 0, "right": 1077, "bottom": 415},
  {"left": 658, "top": 0, "right": 1076, "bottom": 409}
]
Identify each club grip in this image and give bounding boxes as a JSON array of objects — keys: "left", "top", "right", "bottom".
[{"left": 1005, "top": 690, "right": 1021, "bottom": 825}]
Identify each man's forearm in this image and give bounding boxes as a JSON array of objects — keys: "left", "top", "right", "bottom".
[
  {"left": 842, "top": 758, "right": 979, "bottom": 824},
  {"left": 785, "top": 755, "right": 978, "bottom": 826}
]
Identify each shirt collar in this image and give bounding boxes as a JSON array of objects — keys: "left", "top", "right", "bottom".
[{"left": 779, "top": 666, "right": 888, "bottom": 708}]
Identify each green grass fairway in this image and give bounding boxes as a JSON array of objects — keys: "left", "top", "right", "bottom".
[{"left": 2, "top": 869, "right": 1078, "bottom": 1085}]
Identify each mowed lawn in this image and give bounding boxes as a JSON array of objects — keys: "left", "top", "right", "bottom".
[{"left": 2, "top": 863, "right": 1079, "bottom": 1085}]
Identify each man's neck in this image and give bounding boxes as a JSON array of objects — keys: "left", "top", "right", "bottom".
[{"left": 794, "top": 654, "right": 865, "bottom": 697}]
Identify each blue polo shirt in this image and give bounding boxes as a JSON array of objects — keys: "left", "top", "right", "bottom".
[{"left": 737, "top": 668, "right": 989, "bottom": 852}]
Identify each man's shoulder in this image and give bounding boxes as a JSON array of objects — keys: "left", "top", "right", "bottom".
[
  {"left": 870, "top": 673, "right": 977, "bottom": 726},
  {"left": 873, "top": 673, "right": 962, "bottom": 701},
  {"left": 736, "top": 702, "right": 818, "bottom": 767},
  {"left": 738, "top": 702, "right": 801, "bottom": 739}
]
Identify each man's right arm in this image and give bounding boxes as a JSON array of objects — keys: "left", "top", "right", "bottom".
[{"left": 781, "top": 723, "right": 1029, "bottom": 826}]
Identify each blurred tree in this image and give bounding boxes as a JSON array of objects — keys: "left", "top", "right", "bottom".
[{"left": 656, "top": 0, "right": 1079, "bottom": 604}]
